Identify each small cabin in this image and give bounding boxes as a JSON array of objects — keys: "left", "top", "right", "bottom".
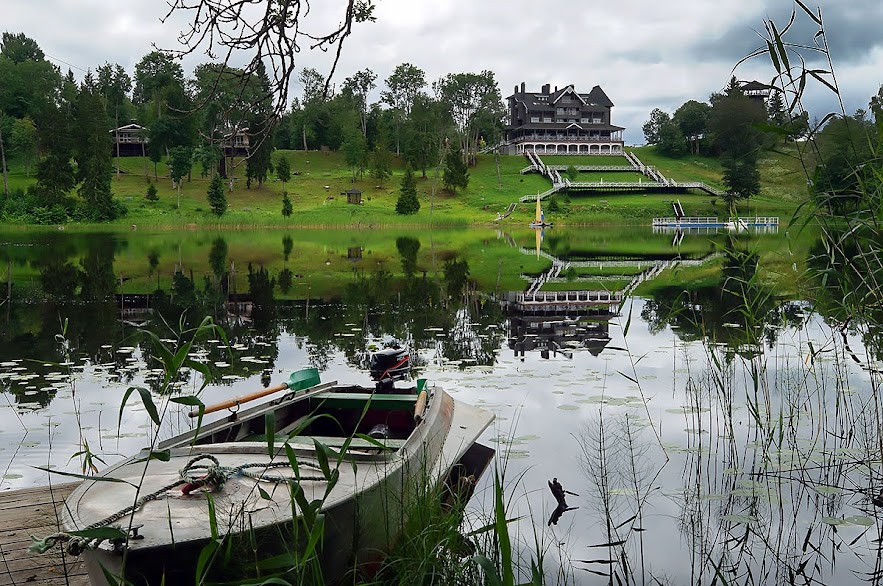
[
  {"left": 220, "top": 127, "right": 250, "bottom": 157},
  {"left": 110, "top": 124, "right": 148, "bottom": 157},
  {"left": 343, "top": 188, "right": 362, "bottom": 205}
]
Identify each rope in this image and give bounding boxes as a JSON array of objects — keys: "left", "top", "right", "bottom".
[{"left": 30, "top": 454, "right": 327, "bottom": 556}]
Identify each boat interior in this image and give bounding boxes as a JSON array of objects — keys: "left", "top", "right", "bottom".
[{"left": 162, "top": 384, "right": 422, "bottom": 453}]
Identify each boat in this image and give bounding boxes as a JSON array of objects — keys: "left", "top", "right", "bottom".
[
  {"left": 529, "top": 194, "right": 552, "bottom": 228},
  {"left": 58, "top": 368, "right": 495, "bottom": 585}
]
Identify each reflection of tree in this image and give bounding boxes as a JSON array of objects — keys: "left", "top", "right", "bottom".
[
  {"left": 641, "top": 240, "right": 796, "bottom": 358},
  {"left": 247, "top": 263, "right": 276, "bottom": 330},
  {"left": 806, "top": 226, "right": 883, "bottom": 361},
  {"left": 396, "top": 236, "right": 420, "bottom": 277},
  {"left": 282, "top": 235, "right": 293, "bottom": 262},
  {"left": 278, "top": 268, "right": 293, "bottom": 294},
  {"left": 443, "top": 258, "right": 470, "bottom": 300},
  {"left": 208, "top": 237, "right": 228, "bottom": 282}
]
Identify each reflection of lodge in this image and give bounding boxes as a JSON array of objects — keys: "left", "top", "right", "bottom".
[
  {"left": 507, "top": 311, "right": 616, "bottom": 359},
  {"left": 502, "top": 290, "right": 622, "bottom": 314}
]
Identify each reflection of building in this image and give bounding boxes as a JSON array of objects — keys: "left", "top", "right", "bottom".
[
  {"left": 505, "top": 82, "right": 624, "bottom": 155},
  {"left": 110, "top": 124, "right": 148, "bottom": 157},
  {"left": 506, "top": 309, "right": 616, "bottom": 359}
]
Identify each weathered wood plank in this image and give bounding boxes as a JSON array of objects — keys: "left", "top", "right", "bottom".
[{"left": 0, "top": 483, "right": 89, "bottom": 585}]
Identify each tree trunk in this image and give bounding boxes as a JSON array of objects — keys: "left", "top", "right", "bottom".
[
  {"left": 0, "top": 124, "right": 8, "bottom": 198},
  {"left": 302, "top": 125, "right": 308, "bottom": 151},
  {"left": 495, "top": 150, "right": 501, "bottom": 188},
  {"left": 115, "top": 108, "right": 120, "bottom": 180}
]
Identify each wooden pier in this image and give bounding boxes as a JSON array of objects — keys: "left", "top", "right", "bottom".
[{"left": 0, "top": 483, "right": 88, "bottom": 585}]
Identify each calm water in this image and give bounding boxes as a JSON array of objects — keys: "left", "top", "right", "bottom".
[{"left": 1, "top": 226, "right": 881, "bottom": 584}]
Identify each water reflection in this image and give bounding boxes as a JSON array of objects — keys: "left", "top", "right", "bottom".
[{"left": 2, "top": 227, "right": 883, "bottom": 584}]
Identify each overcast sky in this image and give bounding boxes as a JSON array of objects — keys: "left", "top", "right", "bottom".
[{"left": 5, "top": 0, "right": 882, "bottom": 144}]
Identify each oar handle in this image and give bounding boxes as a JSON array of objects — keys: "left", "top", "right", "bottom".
[
  {"left": 190, "top": 383, "right": 289, "bottom": 417},
  {"left": 413, "top": 390, "right": 428, "bottom": 423}
]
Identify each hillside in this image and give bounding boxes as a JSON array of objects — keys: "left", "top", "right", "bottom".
[{"left": 0, "top": 146, "right": 811, "bottom": 227}]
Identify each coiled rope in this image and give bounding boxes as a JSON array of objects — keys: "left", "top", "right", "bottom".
[{"left": 30, "top": 454, "right": 326, "bottom": 556}]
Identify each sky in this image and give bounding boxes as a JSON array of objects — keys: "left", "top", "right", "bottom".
[{"left": 4, "top": 0, "right": 882, "bottom": 144}]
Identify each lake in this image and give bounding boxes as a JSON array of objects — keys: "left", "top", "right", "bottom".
[{"left": 1, "top": 225, "right": 880, "bottom": 584}]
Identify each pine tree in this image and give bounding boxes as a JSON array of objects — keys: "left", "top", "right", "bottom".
[
  {"left": 396, "top": 166, "right": 420, "bottom": 215},
  {"left": 145, "top": 183, "right": 158, "bottom": 201},
  {"left": 275, "top": 156, "right": 291, "bottom": 191},
  {"left": 281, "top": 191, "right": 293, "bottom": 218},
  {"left": 443, "top": 144, "right": 468, "bottom": 193},
  {"left": 207, "top": 175, "right": 227, "bottom": 216},
  {"left": 75, "top": 74, "right": 114, "bottom": 220}
]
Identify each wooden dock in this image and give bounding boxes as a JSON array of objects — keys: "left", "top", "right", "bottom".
[{"left": 0, "top": 483, "right": 89, "bottom": 585}]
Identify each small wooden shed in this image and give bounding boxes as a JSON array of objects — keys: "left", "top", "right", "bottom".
[{"left": 344, "top": 188, "right": 362, "bottom": 204}]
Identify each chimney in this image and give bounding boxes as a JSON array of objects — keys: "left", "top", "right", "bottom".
[
  {"left": 514, "top": 84, "right": 518, "bottom": 95},
  {"left": 554, "top": 85, "right": 558, "bottom": 92},
  {"left": 541, "top": 83, "right": 550, "bottom": 95},
  {"left": 520, "top": 81, "right": 526, "bottom": 93}
]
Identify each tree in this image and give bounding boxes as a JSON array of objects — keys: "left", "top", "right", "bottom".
[
  {"left": 168, "top": 146, "right": 193, "bottom": 208},
  {"left": 382, "top": 63, "right": 426, "bottom": 155},
  {"left": 396, "top": 166, "right": 420, "bottom": 214},
  {"left": 657, "top": 121, "right": 687, "bottom": 157},
  {"left": 0, "top": 32, "right": 44, "bottom": 63},
  {"left": 673, "top": 100, "right": 710, "bottom": 154},
  {"left": 721, "top": 155, "right": 761, "bottom": 211},
  {"left": 133, "top": 51, "right": 184, "bottom": 118},
  {"left": 435, "top": 71, "right": 503, "bottom": 166},
  {"left": 275, "top": 156, "right": 291, "bottom": 191},
  {"left": 207, "top": 174, "right": 227, "bottom": 216},
  {"left": 9, "top": 117, "right": 37, "bottom": 177},
  {"left": 642, "top": 108, "right": 671, "bottom": 144},
  {"left": 565, "top": 165, "right": 578, "bottom": 182},
  {"left": 371, "top": 144, "right": 393, "bottom": 187},
  {"left": 443, "top": 144, "right": 469, "bottom": 193},
  {"left": 342, "top": 130, "right": 368, "bottom": 181},
  {"left": 75, "top": 73, "right": 115, "bottom": 220},
  {"left": 96, "top": 62, "right": 132, "bottom": 178},
  {"left": 341, "top": 69, "right": 377, "bottom": 138},
  {"left": 162, "top": 1, "right": 376, "bottom": 118},
  {"left": 146, "top": 183, "right": 158, "bottom": 201},
  {"left": 281, "top": 192, "right": 293, "bottom": 218}
]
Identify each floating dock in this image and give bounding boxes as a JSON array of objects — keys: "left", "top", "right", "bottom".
[
  {"left": 0, "top": 483, "right": 88, "bottom": 585},
  {"left": 652, "top": 216, "right": 779, "bottom": 229}
]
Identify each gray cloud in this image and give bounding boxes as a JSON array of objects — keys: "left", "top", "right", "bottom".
[{"left": 4, "top": 0, "right": 881, "bottom": 144}]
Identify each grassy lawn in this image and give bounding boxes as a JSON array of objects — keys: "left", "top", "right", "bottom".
[
  {"left": 1, "top": 145, "right": 811, "bottom": 228},
  {"left": 541, "top": 279, "right": 632, "bottom": 292}
]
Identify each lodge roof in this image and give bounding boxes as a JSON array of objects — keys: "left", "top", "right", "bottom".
[
  {"left": 508, "top": 122, "right": 625, "bottom": 132},
  {"left": 507, "top": 85, "right": 615, "bottom": 109}
]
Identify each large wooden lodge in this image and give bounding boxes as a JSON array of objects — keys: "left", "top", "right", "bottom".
[{"left": 505, "top": 83, "right": 624, "bottom": 155}]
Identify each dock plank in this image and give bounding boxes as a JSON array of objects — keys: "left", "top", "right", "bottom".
[{"left": 0, "top": 483, "right": 89, "bottom": 586}]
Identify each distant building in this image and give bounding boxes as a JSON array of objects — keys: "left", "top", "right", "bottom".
[
  {"left": 109, "top": 123, "right": 148, "bottom": 157},
  {"left": 221, "top": 127, "right": 250, "bottom": 157},
  {"left": 505, "top": 83, "right": 624, "bottom": 155},
  {"left": 739, "top": 80, "right": 772, "bottom": 103}
]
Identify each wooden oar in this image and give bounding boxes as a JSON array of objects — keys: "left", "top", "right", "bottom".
[{"left": 190, "top": 368, "right": 321, "bottom": 417}]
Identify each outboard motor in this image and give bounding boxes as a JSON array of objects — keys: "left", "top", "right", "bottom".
[{"left": 369, "top": 345, "right": 411, "bottom": 392}]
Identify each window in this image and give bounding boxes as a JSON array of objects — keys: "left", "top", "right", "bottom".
[
  {"left": 581, "top": 118, "right": 589, "bottom": 123},
  {"left": 531, "top": 117, "right": 540, "bottom": 123}
]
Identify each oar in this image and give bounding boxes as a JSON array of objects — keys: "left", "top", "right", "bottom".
[{"left": 190, "top": 368, "right": 321, "bottom": 417}]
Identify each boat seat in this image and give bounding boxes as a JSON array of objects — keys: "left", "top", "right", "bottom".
[
  {"left": 285, "top": 435, "right": 407, "bottom": 450},
  {"left": 311, "top": 392, "right": 418, "bottom": 411}
]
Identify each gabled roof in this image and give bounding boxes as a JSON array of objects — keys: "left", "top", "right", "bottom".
[
  {"left": 739, "top": 80, "right": 772, "bottom": 92},
  {"left": 565, "top": 122, "right": 583, "bottom": 129},
  {"left": 110, "top": 123, "right": 146, "bottom": 133},
  {"left": 585, "top": 86, "right": 614, "bottom": 108},
  {"left": 551, "top": 85, "right": 586, "bottom": 105}
]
